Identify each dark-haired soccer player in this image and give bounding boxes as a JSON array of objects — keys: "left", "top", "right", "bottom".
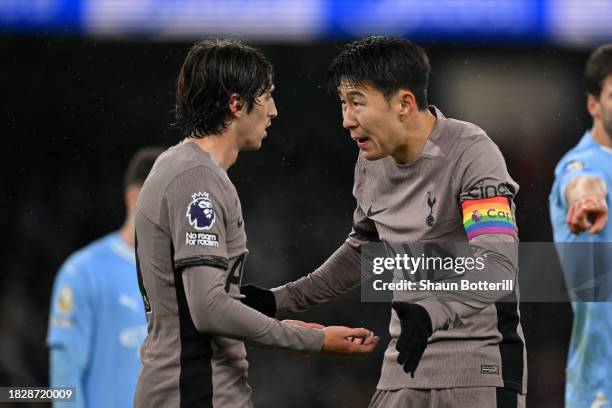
[
  {"left": 245, "top": 36, "right": 526, "bottom": 407},
  {"left": 133, "top": 39, "right": 378, "bottom": 408},
  {"left": 47, "top": 146, "right": 164, "bottom": 408},
  {"left": 549, "top": 44, "right": 612, "bottom": 408}
]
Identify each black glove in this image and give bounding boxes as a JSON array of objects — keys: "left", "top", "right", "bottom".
[
  {"left": 392, "top": 302, "right": 433, "bottom": 378},
  {"left": 240, "top": 284, "right": 277, "bottom": 318}
]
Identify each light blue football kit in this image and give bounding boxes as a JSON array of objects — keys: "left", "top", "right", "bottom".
[
  {"left": 549, "top": 131, "right": 612, "bottom": 408},
  {"left": 47, "top": 233, "right": 147, "bottom": 408}
]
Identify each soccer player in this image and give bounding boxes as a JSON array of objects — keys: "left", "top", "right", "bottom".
[
  {"left": 47, "top": 147, "right": 163, "bottom": 408},
  {"left": 133, "top": 39, "right": 378, "bottom": 408},
  {"left": 549, "top": 44, "right": 612, "bottom": 408},
  {"left": 244, "top": 36, "right": 527, "bottom": 407}
]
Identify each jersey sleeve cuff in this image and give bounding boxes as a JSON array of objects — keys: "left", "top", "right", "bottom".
[
  {"left": 310, "top": 329, "right": 325, "bottom": 353},
  {"left": 174, "top": 255, "right": 228, "bottom": 271},
  {"left": 271, "top": 285, "right": 293, "bottom": 312}
]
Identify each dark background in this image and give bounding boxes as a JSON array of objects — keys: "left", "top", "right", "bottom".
[{"left": 2, "top": 38, "right": 591, "bottom": 407}]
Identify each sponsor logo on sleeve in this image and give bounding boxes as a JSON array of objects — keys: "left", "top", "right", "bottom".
[
  {"left": 186, "top": 192, "right": 216, "bottom": 230},
  {"left": 57, "top": 285, "right": 74, "bottom": 313},
  {"left": 51, "top": 285, "right": 75, "bottom": 328},
  {"left": 467, "top": 179, "right": 513, "bottom": 199},
  {"left": 50, "top": 317, "right": 74, "bottom": 328}
]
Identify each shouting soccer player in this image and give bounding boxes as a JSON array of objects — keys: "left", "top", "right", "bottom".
[
  {"left": 133, "top": 39, "right": 378, "bottom": 408},
  {"left": 549, "top": 44, "right": 612, "bottom": 408},
  {"left": 47, "top": 147, "right": 163, "bottom": 408},
  {"left": 244, "top": 36, "right": 527, "bottom": 407}
]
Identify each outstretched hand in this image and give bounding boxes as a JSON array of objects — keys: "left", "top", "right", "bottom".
[
  {"left": 566, "top": 195, "right": 608, "bottom": 234},
  {"left": 321, "top": 326, "right": 379, "bottom": 356}
]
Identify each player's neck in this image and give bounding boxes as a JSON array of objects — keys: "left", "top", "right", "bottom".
[
  {"left": 190, "top": 133, "right": 239, "bottom": 170},
  {"left": 591, "top": 122, "right": 612, "bottom": 149},
  {"left": 391, "top": 109, "right": 437, "bottom": 164}
]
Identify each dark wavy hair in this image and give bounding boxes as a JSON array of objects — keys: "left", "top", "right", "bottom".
[
  {"left": 584, "top": 43, "right": 612, "bottom": 98},
  {"left": 327, "top": 36, "right": 430, "bottom": 110},
  {"left": 175, "top": 38, "right": 274, "bottom": 138}
]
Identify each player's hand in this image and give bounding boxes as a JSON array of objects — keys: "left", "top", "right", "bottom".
[
  {"left": 566, "top": 195, "right": 608, "bottom": 234},
  {"left": 282, "top": 319, "right": 325, "bottom": 330},
  {"left": 321, "top": 326, "right": 379, "bottom": 356},
  {"left": 392, "top": 302, "right": 432, "bottom": 378},
  {"left": 348, "top": 330, "right": 378, "bottom": 345},
  {"left": 240, "top": 284, "right": 276, "bottom": 318}
]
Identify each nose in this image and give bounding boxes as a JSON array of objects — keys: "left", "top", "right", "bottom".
[
  {"left": 268, "top": 98, "right": 278, "bottom": 119},
  {"left": 342, "top": 107, "right": 358, "bottom": 130}
]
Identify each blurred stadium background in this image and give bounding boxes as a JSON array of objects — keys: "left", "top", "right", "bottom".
[{"left": 3, "top": 0, "right": 612, "bottom": 407}]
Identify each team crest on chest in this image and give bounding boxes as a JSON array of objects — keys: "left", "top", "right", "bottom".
[
  {"left": 186, "top": 192, "right": 216, "bottom": 230},
  {"left": 426, "top": 191, "right": 436, "bottom": 226}
]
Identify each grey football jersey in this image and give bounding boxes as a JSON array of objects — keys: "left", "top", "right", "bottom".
[
  {"left": 275, "top": 107, "right": 526, "bottom": 393},
  {"left": 134, "top": 142, "right": 323, "bottom": 408},
  {"left": 351, "top": 107, "right": 526, "bottom": 392}
]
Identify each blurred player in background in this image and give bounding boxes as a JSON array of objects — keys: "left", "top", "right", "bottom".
[
  {"left": 134, "top": 38, "right": 378, "bottom": 408},
  {"left": 47, "top": 146, "right": 163, "bottom": 408},
  {"left": 549, "top": 44, "right": 612, "bottom": 408},
  {"left": 244, "top": 36, "right": 527, "bottom": 407}
]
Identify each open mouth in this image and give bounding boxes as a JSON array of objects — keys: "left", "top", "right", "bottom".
[{"left": 356, "top": 136, "right": 370, "bottom": 147}]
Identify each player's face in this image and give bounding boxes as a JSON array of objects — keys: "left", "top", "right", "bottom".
[
  {"left": 339, "top": 81, "right": 404, "bottom": 160},
  {"left": 237, "top": 87, "right": 277, "bottom": 151}
]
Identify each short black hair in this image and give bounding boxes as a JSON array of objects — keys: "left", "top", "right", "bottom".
[
  {"left": 175, "top": 38, "right": 274, "bottom": 138},
  {"left": 123, "top": 146, "right": 164, "bottom": 190},
  {"left": 327, "top": 36, "right": 431, "bottom": 110},
  {"left": 584, "top": 43, "right": 612, "bottom": 98}
]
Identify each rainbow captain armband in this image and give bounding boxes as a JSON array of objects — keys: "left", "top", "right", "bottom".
[{"left": 461, "top": 196, "right": 514, "bottom": 240}]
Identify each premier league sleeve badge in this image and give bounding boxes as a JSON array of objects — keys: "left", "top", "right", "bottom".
[{"left": 186, "top": 192, "right": 216, "bottom": 230}]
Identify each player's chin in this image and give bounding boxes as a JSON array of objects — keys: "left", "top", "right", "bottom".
[
  {"left": 242, "top": 144, "right": 262, "bottom": 152},
  {"left": 361, "top": 149, "right": 385, "bottom": 161},
  {"left": 242, "top": 138, "right": 264, "bottom": 151}
]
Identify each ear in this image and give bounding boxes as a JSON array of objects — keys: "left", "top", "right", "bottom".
[
  {"left": 228, "top": 93, "right": 245, "bottom": 118},
  {"left": 587, "top": 94, "right": 600, "bottom": 120},
  {"left": 396, "top": 89, "right": 417, "bottom": 117}
]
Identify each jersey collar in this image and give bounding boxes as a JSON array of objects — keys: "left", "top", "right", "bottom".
[
  {"left": 420, "top": 105, "right": 446, "bottom": 159},
  {"left": 583, "top": 130, "right": 612, "bottom": 156}
]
